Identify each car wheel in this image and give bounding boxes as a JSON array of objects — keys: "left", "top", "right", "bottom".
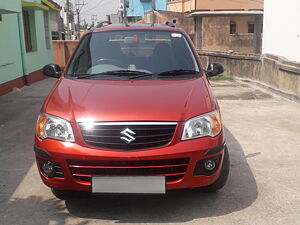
[
  {"left": 51, "top": 188, "right": 91, "bottom": 200},
  {"left": 51, "top": 188, "right": 72, "bottom": 200},
  {"left": 199, "top": 146, "right": 230, "bottom": 192}
]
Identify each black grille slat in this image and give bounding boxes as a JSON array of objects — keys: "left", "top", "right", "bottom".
[
  {"left": 85, "top": 139, "right": 171, "bottom": 146},
  {"left": 83, "top": 133, "right": 174, "bottom": 138},
  {"left": 72, "top": 175, "right": 184, "bottom": 182},
  {"left": 68, "top": 158, "right": 189, "bottom": 183},
  {"left": 79, "top": 123, "right": 176, "bottom": 150},
  {"left": 81, "top": 125, "right": 175, "bottom": 130},
  {"left": 81, "top": 127, "right": 175, "bottom": 131},
  {"left": 70, "top": 166, "right": 187, "bottom": 175},
  {"left": 83, "top": 134, "right": 173, "bottom": 143},
  {"left": 68, "top": 158, "right": 189, "bottom": 167},
  {"left": 81, "top": 129, "right": 175, "bottom": 136}
]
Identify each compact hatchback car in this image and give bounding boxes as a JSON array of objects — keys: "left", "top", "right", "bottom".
[{"left": 35, "top": 24, "right": 229, "bottom": 198}]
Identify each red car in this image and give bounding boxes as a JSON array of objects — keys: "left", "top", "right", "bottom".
[{"left": 35, "top": 24, "right": 229, "bottom": 198}]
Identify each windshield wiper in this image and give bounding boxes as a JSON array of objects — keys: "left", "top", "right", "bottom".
[
  {"left": 104, "top": 70, "right": 149, "bottom": 76},
  {"left": 75, "top": 70, "right": 151, "bottom": 79},
  {"left": 75, "top": 73, "right": 105, "bottom": 79},
  {"left": 102, "top": 70, "right": 151, "bottom": 75},
  {"left": 129, "top": 69, "right": 200, "bottom": 80},
  {"left": 75, "top": 69, "right": 199, "bottom": 80},
  {"left": 157, "top": 69, "right": 200, "bottom": 76}
]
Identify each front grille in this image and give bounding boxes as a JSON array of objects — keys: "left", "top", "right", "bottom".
[
  {"left": 79, "top": 122, "right": 177, "bottom": 150},
  {"left": 67, "top": 158, "right": 189, "bottom": 183}
]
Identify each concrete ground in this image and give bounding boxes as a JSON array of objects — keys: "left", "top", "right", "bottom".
[{"left": 0, "top": 78, "right": 299, "bottom": 225}]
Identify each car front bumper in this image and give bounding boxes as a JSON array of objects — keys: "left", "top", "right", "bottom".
[{"left": 34, "top": 130, "right": 225, "bottom": 192}]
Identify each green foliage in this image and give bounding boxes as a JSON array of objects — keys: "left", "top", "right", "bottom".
[{"left": 129, "top": 16, "right": 143, "bottom": 23}]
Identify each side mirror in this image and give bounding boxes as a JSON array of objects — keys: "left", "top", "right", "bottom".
[
  {"left": 43, "top": 64, "right": 62, "bottom": 78},
  {"left": 206, "top": 63, "right": 224, "bottom": 77}
]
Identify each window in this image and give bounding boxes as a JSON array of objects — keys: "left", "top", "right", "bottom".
[
  {"left": 43, "top": 11, "right": 51, "bottom": 49},
  {"left": 248, "top": 23, "right": 255, "bottom": 33},
  {"left": 22, "top": 10, "right": 37, "bottom": 52},
  {"left": 66, "top": 30, "right": 200, "bottom": 78},
  {"left": 23, "top": 10, "right": 33, "bottom": 52},
  {"left": 230, "top": 22, "right": 236, "bottom": 34}
]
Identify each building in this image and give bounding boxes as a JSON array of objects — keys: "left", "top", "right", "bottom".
[
  {"left": 60, "top": 1, "right": 76, "bottom": 40},
  {"left": 167, "top": 0, "right": 264, "bottom": 53},
  {"left": 263, "top": 0, "right": 300, "bottom": 62},
  {"left": 47, "top": 0, "right": 64, "bottom": 40},
  {"left": 127, "top": 0, "right": 167, "bottom": 21},
  {"left": 108, "top": 13, "right": 121, "bottom": 24},
  {"left": 144, "top": 10, "right": 195, "bottom": 39},
  {"left": 0, "top": 0, "right": 61, "bottom": 96}
]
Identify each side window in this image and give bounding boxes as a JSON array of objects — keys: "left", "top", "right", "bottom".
[
  {"left": 248, "top": 23, "right": 255, "bottom": 33},
  {"left": 22, "top": 10, "right": 37, "bottom": 52},
  {"left": 43, "top": 11, "right": 51, "bottom": 49},
  {"left": 230, "top": 22, "right": 237, "bottom": 34}
]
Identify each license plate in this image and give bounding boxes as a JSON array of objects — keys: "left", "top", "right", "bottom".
[{"left": 92, "top": 176, "right": 166, "bottom": 194}]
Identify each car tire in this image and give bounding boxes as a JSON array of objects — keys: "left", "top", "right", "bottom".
[
  {"left": 199, "top": 146, "right": 230, "bottom": 192},
  {"left": 51, "top": 188, "right": 72, "bottom": 200},
  {"left": 51, "top": 188, "right": 91, "bottom": 200}
]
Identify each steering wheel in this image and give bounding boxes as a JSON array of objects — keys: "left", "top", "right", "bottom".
[{"left": 96, "top": 58, "right": 124, "bottom": 67}]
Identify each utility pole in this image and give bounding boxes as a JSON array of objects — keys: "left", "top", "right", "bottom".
[
  {"left": 83, "top": 19, "right": 87, "bottom": 29},
  {"left": 91, "top": 14, "right": 97, "bottom": 27},
  {"left": 76, "top": 7, "right": 80, "bottom": 39},
  {"left": 75, "top": 0, "right": 86, "bottom": 39},
  {"left": 152, "top": 0, "right": 156, "bottom": 24},
  {"left": 123, "top": 0, "right": 129, "bottom": 24},
  {"left": 66, "top": 0, "right": 71, "bottom": 40}
]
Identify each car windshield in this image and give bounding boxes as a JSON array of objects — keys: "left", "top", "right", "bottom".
[{"left": 66, "top": 30, "right": 200, "bottom": 79}]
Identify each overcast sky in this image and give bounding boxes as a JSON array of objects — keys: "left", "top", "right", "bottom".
[{"left": 55, "top": 0, "right": 119, "bottom": 24}]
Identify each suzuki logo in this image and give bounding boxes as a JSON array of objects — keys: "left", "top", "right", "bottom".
[{"left": 120, "top": 128, "right": 136, "bottom": 144}]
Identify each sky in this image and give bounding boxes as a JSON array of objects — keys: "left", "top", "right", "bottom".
[{"left": 55, "top": 0, "right": 119, "bottom": 24}]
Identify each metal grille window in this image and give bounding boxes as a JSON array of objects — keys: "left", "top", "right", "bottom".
[
  {"left": 22, "top": 10, "right": 33, "bottom": 52},
  {"left": 230, "top": 22, "right": 236, "bottom": 34},
  {"left": 22, "top": 10, "right": 37, "bottom": 52},
  {"left": 43, "top": 11, "right": 51, "bottom": 49},
  {"left": 248, "top": 23, "right": 255, "bottom": 33}
]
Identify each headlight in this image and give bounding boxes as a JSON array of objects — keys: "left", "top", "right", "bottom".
[
  {"left": 36, "top": 113, "right": 75, "bottom": 142},
  {"left": 182, "top": 110, "right": 222, "bottom": 140}
]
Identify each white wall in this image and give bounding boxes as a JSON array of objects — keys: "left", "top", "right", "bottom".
[{"left": 262, "top": 0, "right": 300, "bottom": 62}]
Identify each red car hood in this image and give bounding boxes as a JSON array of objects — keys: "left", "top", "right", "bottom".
[{"left": 43, "top": 78, "right": 214, "bottom": 122}]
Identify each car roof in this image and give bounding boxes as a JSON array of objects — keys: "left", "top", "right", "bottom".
[{"left": 91, "top": 23, "right": 182, "bottom": 33}]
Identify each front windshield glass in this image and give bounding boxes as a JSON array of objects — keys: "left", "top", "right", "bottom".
[{"left": 66, "top": 30, "right": 200, "bottom": 79}]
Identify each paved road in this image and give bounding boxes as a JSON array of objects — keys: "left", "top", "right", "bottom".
[{"left": 0, "top": 78, "right": 299, "bottom": 225}]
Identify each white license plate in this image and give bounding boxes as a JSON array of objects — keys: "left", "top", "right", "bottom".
[{"left": 92, "top": 176, "right": 166, "bottom": 194}]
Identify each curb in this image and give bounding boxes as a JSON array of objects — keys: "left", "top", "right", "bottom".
[{"left": 234, "top": 77, "right": 300, "bottom": 104}]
